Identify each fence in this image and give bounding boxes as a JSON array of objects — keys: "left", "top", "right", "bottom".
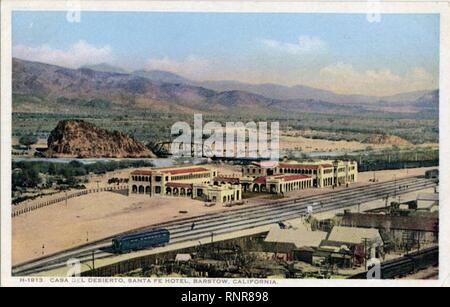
[{"left": 12, "top": 185, "right": 128, "bottom": 218}]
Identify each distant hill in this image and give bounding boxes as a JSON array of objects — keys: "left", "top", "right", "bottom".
[
  {"left": 12, "top": 58, "right": 438, "bottom": 116},
  {"left": 80, "top": 63, "right": 128, "bottom": 74},
  {"left": 129, "top": 67, "right": 439, "bottom": 112},
  {"left": 47, "top": 119, "right": 155, "bottom": 158},
  {"left": 195, "top": 80, "right": 437, "bottom": 109},
  {"left": 195, "top": 80, "right": 341, "bottom": 102},
  {"left": 133, "top": 69, "right": 191, "bottom": 84},
  {"left": 363, "top": 134, "right": 411, "bottom": 146},
  {"left": 76, "top": 61, "right": 439, "bottom": 110},
  {"left": 415, "top": 90, "right": 439, "bottom": 110}
]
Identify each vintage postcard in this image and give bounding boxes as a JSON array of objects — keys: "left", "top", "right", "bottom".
[{"left": 1, "top": 0, "right": 449, "bottom": 290}]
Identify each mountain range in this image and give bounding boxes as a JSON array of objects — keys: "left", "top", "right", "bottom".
[{"left": 12, "top": 58, "right": 438, "bottom": 116}]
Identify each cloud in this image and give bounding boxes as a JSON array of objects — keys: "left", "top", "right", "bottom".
[
  {"left": 261, "top": 35, "right": 327, "bottom": 54},
  {"left": 144, "top": 56, "right": 211, "bottom": 78},
  {"left": 13, "top": 40, "right": 113, "bottom": 68},
  {"left": 316, "top": 62, "right": 437, "bottom": 96}
]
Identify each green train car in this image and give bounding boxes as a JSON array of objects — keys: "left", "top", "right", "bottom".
[{"left": 112, "top": 229, "right": 170, "bottom": 253}]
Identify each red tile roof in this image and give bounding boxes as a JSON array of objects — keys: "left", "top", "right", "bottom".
[
  {"left": 283, "top": 175, "right": 311, "bottom": 182},
  {"left": 252, "top": 161, "right": 279, "bottom": 168},
  {"left": 132, "top": 167, "right": 210, "bottom": 176},
  {"left": 162, "top": 167, "right": 210, "bottom": 175},
  {"left": 254, "top": 176, "right": 268, "bottom": 184},
  {"left": 254, "top": 174, "right": 311, "bottom": 184},
  {"left": 279, "top": 163, "right": 333, "bottom": 169}
]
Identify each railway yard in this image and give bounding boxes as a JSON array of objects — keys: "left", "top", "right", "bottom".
[{"left": 11, "top": 166, "right": 439, "bottom": 279}]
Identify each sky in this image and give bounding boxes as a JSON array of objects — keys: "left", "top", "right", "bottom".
[{"left": 12, "top": 11, "right": 440, "bottom": 96}]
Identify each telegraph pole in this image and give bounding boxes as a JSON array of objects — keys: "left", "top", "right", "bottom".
[
  {"left": 417, "top": 231, "right": 421, "bottom": 252},
  {"left": 362, "top": 238, "right": 369, "bottom": 270},
  {"left": 92, "top": 251, "right": 95, "bottom": 273},
  {"left": 394, "top": 175, "right": 397, "bottom": 198}
]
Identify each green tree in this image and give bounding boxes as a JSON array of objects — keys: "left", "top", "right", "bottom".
[
  {"left": 66, "top": 175, "right": 79, "bottom": 187},
  {"left": 48, "top": 163, "right": 58, "bottom": 175},
  {"left": 69, "top": 160, "right": 84, "bottom": 168},
  {"left": 12, "top": 168, "right": 41, "bottom": 189},
  {"left": 19, "top": 134, "right": 38, "bottom": 149}
]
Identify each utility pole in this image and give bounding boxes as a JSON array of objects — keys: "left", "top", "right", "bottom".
[
  {"left": 417, "top": 231, "right": 421, "bottom": 252},
  {"left": 362, "top": 238, "right": 369, "bottom": 270},
  {"left": 82, "top": 252, "right": 96, "bottom": 277},
  {"left": 92, "top": 251, "right": 95, "bottom": 273},
  {"left": 394, "top": 175, "right": 397, "bottom": 198}
]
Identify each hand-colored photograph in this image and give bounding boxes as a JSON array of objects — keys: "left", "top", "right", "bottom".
[{"left": 4, "top": 3, "right": 443, "bottom": 286}]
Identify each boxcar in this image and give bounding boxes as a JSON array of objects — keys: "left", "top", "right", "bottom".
[{"left": 112, "top": 229, "right": 170, "bottom": 253}]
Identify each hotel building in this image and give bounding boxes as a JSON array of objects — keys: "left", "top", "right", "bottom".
[
  {"left": 242, "top": 160, "right": 358, "bottom": 188},
  {"left": 128, "top": 165, "right": 242, "bottom": 203}
]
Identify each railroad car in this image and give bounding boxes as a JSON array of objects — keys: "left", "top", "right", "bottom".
[
  {"left": 112, "top": 229, "right": 170, "bottom": 253},
  {"left": 350, "top": 247, "right": 438, "bottom": 279},
  {"left": 425, "top": 169, "right": 439, "bottom": 180}
]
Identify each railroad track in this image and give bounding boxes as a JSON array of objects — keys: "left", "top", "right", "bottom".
[{"left": 12, "top": 176, "right": 436, "bottom": 276}]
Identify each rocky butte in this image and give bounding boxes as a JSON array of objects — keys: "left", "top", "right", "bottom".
[{"left": 46, "top": 119, "right": 155, "bottom": 158}]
